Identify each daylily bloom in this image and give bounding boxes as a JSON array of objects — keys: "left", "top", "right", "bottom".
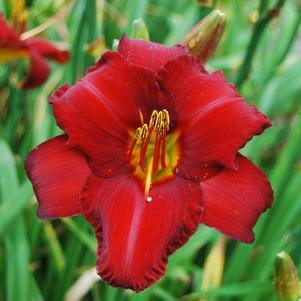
[
  {"left": 25, "top": 35, "right": 273, "bottom": 291},
  {"left": 0, "top": 14, "right": 69, "bottom": 89}
]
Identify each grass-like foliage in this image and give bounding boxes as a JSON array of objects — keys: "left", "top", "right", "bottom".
[{"left": 1, "top": 0, "right": 301, "bottom": 300}]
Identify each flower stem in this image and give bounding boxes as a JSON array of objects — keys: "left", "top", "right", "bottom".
[
  {"left": 234, "top": 0, "right": 286, "bottom": 89},
  {"left": 258, "top": 8, "right": 301, "bottom": 90}
]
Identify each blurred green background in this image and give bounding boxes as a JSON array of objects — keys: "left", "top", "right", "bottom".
[{"left": 1, "top": 0, "right": 301, "bottom": 300}]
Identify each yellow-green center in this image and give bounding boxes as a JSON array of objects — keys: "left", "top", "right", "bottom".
[{"left": 128, "top": 109, "right": 180, "bottom": 201}]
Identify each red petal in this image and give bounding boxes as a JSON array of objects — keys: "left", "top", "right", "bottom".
[
  {"left": 25, "top": 135, "right": 90, "bottom": 219},
  {"left": 159, "top": 55, "right": 271, "bottom": 170},
  {"left": 202, "top": 154, "right": 273, "bottom": 243},
  {"left": 118, "top": 35, "right": 188, "bottom": 72},
  {"left": 50, "top": 51, "right": 165, "bottom": 177},
  {"left": 21, "top": 49, "right": 50, "bottom": 89},
  {"left": 23, "top": 37, "right": 69, "bottom": 63},
  {"left": 0, "top": 14, "right": 22, "bottom": 47},
  {"left": 175, "top": 161, "right": 222, "bottom": 182},
  {"left": 81, "top": 174, "right": 203, "bottom": 291}
]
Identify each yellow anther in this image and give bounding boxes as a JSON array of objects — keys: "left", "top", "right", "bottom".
[
  {"left": 141, "top": 124, "right": 148, "bottom": 140},
  {"left": 136, "top": 127, "right": 142, "bottom": 139},
  {"left": 163, "top": 109, "right": 170, "bottom": 130},
  {"left": 159, "top": 123, "right": 165, "bottom": 136},
  {"left": 156, "top": 111, "right": 163, "bottom": 128},
  {"left": 149, "top": 110, "right": 158, "bottom": 128},
  {"left": 163, "top": 109, "right": 170, "bottom": 125}
]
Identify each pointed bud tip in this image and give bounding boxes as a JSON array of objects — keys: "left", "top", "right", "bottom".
[
  {"left": 131, "top": 18, "right": 150, "bottom": 41},
  {"left": 274, "top": 251, "right": 300, "bottom": 301},
  {"left": 275, "top": 251, "right": 289, "bottom": 261},
  {"left": 112, "top": 39, "right": 119, "bottom": 51},
  {"left": 274, "top": 252, "right": 297, "bottom": 271},
  {"left": 182, "top": 9, "right": 227, "bottom": 62},
  {"left": 210, "top": 9, "right": 226, "bottom": 21}
]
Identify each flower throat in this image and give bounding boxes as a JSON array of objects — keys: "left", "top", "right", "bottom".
[{"left": 128, "top": 109, "right": 179, "bottom": 201}]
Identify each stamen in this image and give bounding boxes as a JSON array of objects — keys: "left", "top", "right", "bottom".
[
  {"left": 141, "top": 124, "right": 148, "bottom": 140},
  {"left": 139, "top": 124, "right": 148, "bottom": 171},
  {"left": 140, "top": 110, "right": 158, "bottom": 170},
  {"left": 160, "top": 125, "right": 167, "bottom": 169},
  {"left": 128, "top": 127, "right": 141, "bottom": 160},
  {"left": 152, "top": 110, "right": 166, "bottom": 173},
  {"left": 156, "top": 111, "right": 163, "bottom": 128},
  {"left": 136, "top": 127, "right": 142, "bottom": 138},
  {"left": 149, "top": 110, "right": 158, "bottom": 128},
  {"left": 130, "top": 108, "right": 172, "bottom": 201},
  {"left": 152, "top": 128, "right": 161, "bottom": 174},
  {"left": 163, "top": 109, "right": 170, "bottom": 131},
  {"left": 141, "top": 127, "right": 153, "bottom": 163}
]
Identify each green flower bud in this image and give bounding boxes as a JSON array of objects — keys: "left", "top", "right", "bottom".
[
  {"left": 182, "top": 9, "right": 226, "bottom": 62},
  {"left": 131, "top": 18, "right": 150, "bottom": 41},
  {"left": 274, "top": 251, "right": 301, "bottom": 301}
]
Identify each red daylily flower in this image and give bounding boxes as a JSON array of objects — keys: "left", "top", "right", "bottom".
[
  {"left": 25, "top": 35, "right": 273, "bottom": 292},
  {"left": 0, "top": 14, "right": 69, "bottom": 89}
]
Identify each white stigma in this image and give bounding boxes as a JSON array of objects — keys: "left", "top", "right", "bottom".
[{"left": 146, "top": 196, "right": 152, "bottom": 202}]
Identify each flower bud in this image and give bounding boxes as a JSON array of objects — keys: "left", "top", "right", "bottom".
[
  {"left": 85, "top": 37, "right": 105, "bottom": 58},
  {"left": 274, "top": 251, "right": 300, "bottom": 301},
  {"left": 131, "top": 18, "right": 150, "bottom": 41},
  {"left": 201, "top": 236, "right": 226, "bottom": 294},
  {"left": 182, "top": 9, "right": 226, "bottom": 63},
  {"left": 197, "top": 0, "right": 212, "bottom": 7}
]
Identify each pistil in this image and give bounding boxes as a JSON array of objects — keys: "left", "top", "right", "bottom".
[{"left": 144, "top": 158, "right": 153, "bottom": 198}]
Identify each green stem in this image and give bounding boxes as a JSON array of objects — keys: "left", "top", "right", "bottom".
[
  {"left": 259, "top": 0, "right": 269, "bottom": 14},
  {"left": 258, "top": 7, "right": 301, "bottom": 91},
  {"left": 113, "top": 288, "right": 125, "bottom": 301},
  {"left": 69, "top": 1, "right": 88, "bottom": 84},
  {"left": 277, "top": 9, "right": 301, "bottom": 63},
  {"left": 234, "top": 0, "right": 286, "bottom": 88}
]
